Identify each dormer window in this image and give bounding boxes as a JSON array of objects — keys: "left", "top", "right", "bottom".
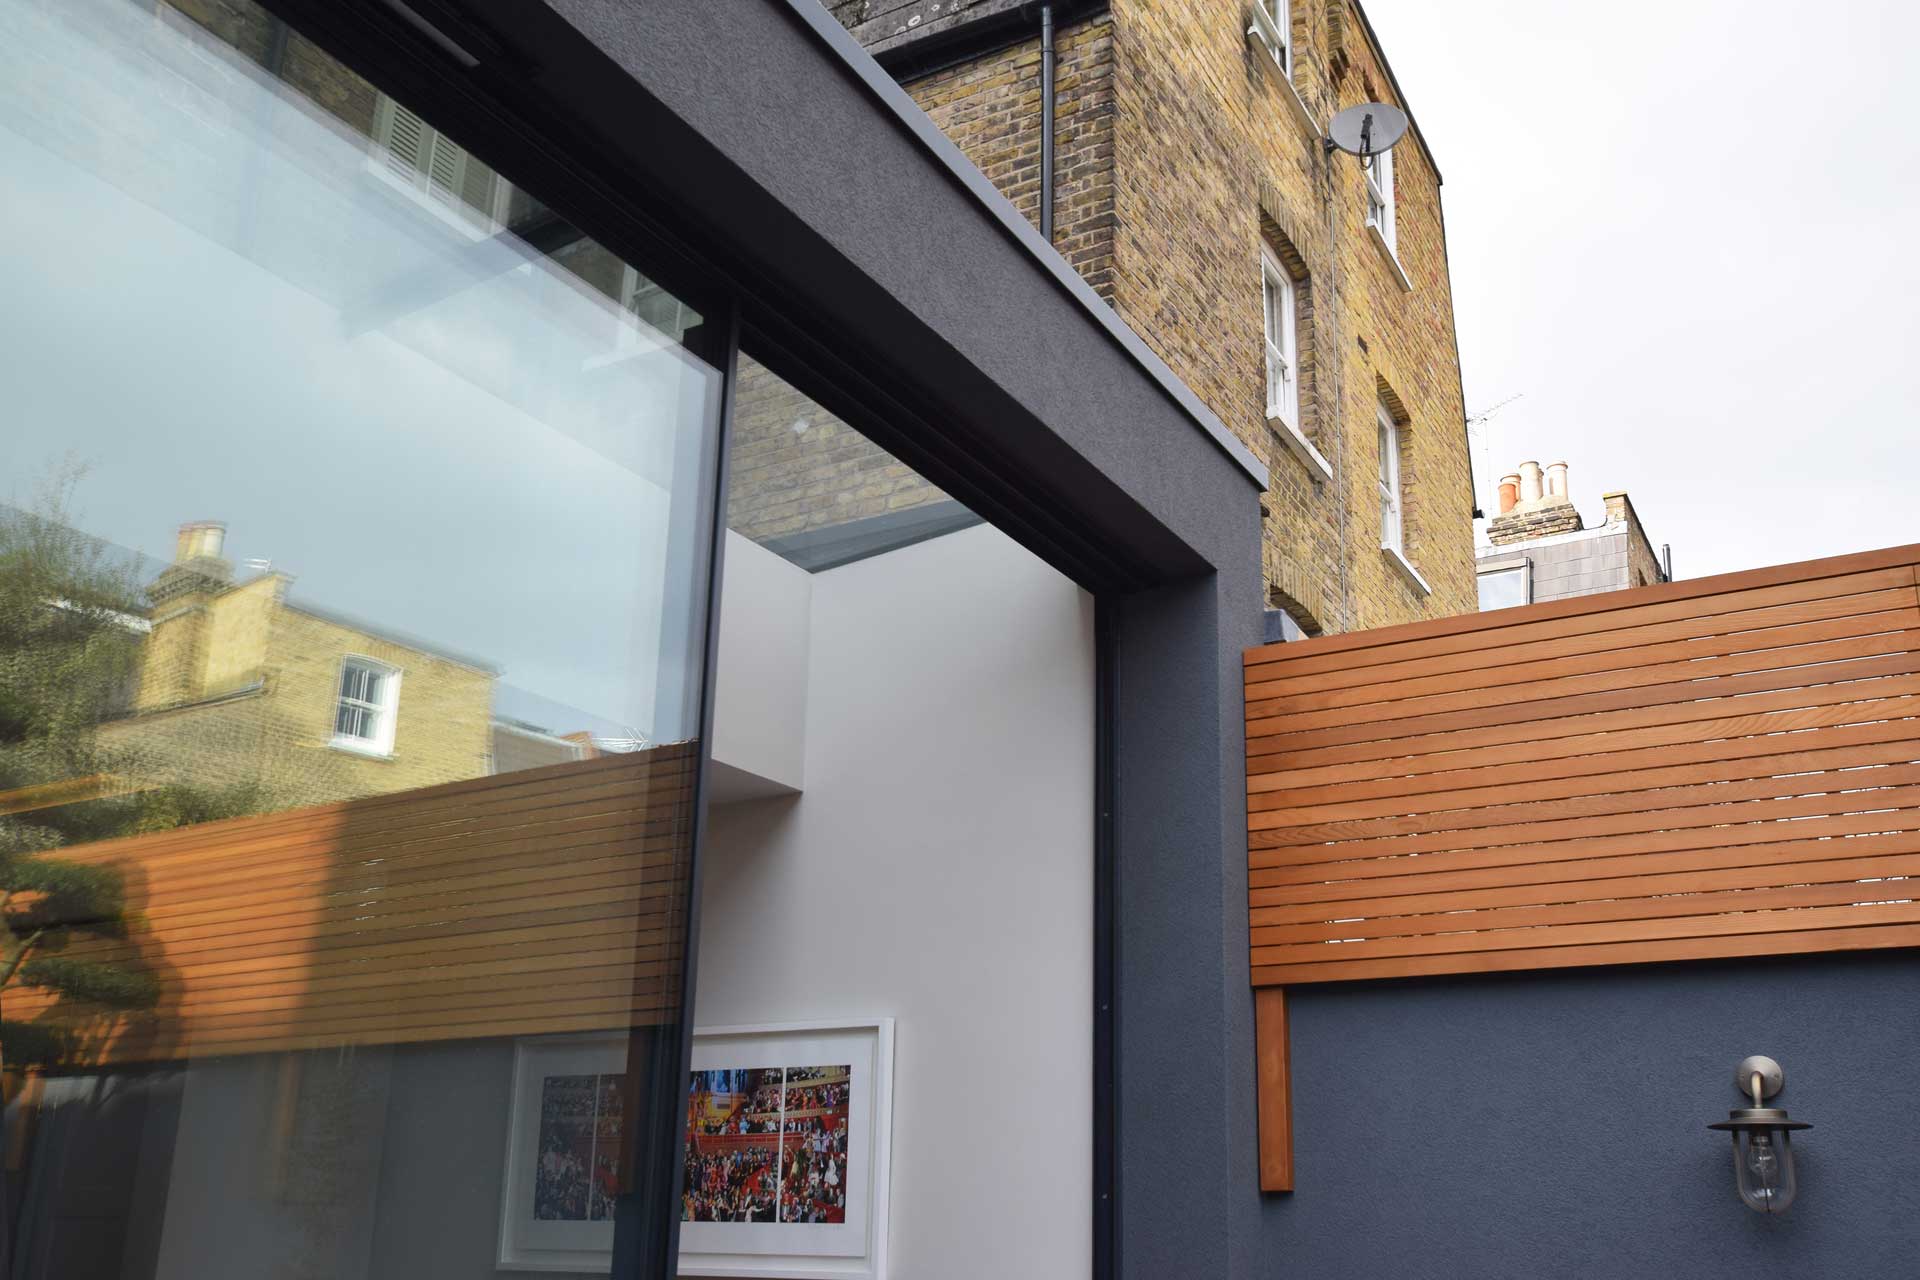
[{"left": 332, "top": 656, "right": 401, "bottom": 756}]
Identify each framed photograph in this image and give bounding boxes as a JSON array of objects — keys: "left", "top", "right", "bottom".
[
  {"left": 496, "top": 1020, "right": 893, "bottom": 1278},
  {"left": 680, "top": 1019, "right": 894, "bottom": 1280}
]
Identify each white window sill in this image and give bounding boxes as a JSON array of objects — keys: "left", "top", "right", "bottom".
[
  {"left": 1366, "top": 222, "right": 1412, "bottom": 292},
  {"left": 329, "top": 736, "right": 396, "bottom": 760},
  {"left": 1266, "top": 64, "right": 1319, "bottom": 140},
  {"left": 1382, "top": 544, "right": 1432, "bottom": 596},
  {"left": 1266, "top": 412, "right": 1333, "bottom": 483}
]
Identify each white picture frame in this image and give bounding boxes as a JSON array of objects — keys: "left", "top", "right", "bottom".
[
  {"left": 680, "top": 1019, "right": 895, "bottom": 1280},
  {"left": 495, "top": 1020, "right": 893, "bottom": 1279}
]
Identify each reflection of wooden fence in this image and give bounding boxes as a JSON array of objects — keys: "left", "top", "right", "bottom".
[
  {"left": 1245, "top": 544, "right": 1920, "bottom": 1190},
  {"left": 11, "top": 746, "right": 698, "bottom": 1063}
]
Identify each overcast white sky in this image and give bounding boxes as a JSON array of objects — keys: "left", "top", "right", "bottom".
[{"left": 1362, "top": 0, "right": 1920, "bottom": 579}]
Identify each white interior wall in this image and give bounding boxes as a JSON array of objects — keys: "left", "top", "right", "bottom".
[
  {"left": 695, "top": 522, "right": 1095, "bottom": 1279},
  {"left": 709, "top": 530, "right": 811, "bottom": 801}
]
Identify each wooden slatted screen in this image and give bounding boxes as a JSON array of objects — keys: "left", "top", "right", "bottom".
[
  {"left": 1245, "top": 543, "right": 1920, "bottom": 986},
  {"left": 9, "top": 746, "right": 698, "bottom": 1064}
]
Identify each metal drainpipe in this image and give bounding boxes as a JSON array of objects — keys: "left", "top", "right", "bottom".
[{"left": 1040, "top": 3, "right": 1056, "bottom": 244}]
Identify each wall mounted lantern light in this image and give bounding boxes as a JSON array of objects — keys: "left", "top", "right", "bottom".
[{"left": 1707, "top": 1055, "right": 1811, "bottom": 1214}]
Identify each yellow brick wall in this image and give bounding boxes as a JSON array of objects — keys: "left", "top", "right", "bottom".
[
  {"left": 726, "top": 354, "right": 951, "bottom": 543},
  {"left": 197, "top": 573, "right": 279, "bottom": 694},
  {"left": 834, "top": 1, "right": 1478, "bottom": 633},
  {"left": 906, "top": 16, "right": 1116, "bottom": 296},
  {"left": 266, "top": 607, "right": 494, "bottom": 798},
  {"left": 1107, "top": 0, "right": 1475, "bottom": 630}
]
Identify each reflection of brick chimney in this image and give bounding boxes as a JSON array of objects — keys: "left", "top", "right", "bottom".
[
  {"left": 138, "top": 521, "right": 235, "bottom": 710},
  {"left": 1487, "top": 460, "right": 1583, "bottom": 545}
]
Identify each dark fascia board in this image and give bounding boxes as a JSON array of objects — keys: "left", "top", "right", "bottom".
[{"left": 773, "top": 0, "right": 1266, "bottom": 493}]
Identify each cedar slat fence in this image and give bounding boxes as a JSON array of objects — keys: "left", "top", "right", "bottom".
[
  {"left": 10, "top": 746, "right": 698, "bottom": 1064},
  {"left": 1245, "top": 543, "right": 1920, "bottom": 986}
]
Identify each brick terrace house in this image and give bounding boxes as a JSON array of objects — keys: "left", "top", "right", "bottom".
[{"left": 818, "top": 0, "right": 1479, "bottom": 634}]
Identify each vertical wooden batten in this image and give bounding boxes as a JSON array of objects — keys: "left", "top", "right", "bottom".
[{"left": 1255, "top": 986, "right": 1293, "bottom": 1192}]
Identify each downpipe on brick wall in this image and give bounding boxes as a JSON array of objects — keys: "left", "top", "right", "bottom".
[{"left": 1039, "top": 3, "right": 1055, "bottom": 243}]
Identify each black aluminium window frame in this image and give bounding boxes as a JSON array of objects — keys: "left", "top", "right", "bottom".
[{"left": 243, "top": 3, "right": 1268, "bottom": 1279}]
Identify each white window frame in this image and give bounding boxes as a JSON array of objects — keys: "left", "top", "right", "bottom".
[
  {"left": 1364, "top": 146, "right": 1396, "bottom": 257},
  {"left": 1261, "top": 249, "right": 1298, "bottom": 428},
  {"left": 1245, "top": 0, "right": 1316, "bottom": 137},
  {"left": 331, "top": 656, "right": 402, "bottom": 757},
  {"left": 1377, "top": 401, "right": 1404, "bottom": 554},
  {"left": 1260, "top": 248, "right": 1332, "bottom": 482},
  {"left": 1246, "top": 0, "right": 1291, "bottom": 79},
  {"left": 1377, "top": 403, "right": 1431, "bottom": 594},
  {"left": 368, "top": 93, "right": 511, "bottom": 235}
]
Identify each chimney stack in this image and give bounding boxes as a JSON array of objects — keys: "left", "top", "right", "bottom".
[
  {"left": 1486, "top": 459, "right": 1585, "bottom": 546},
  {"left": 139, "top": 521, "right": 234, "bottom": 711}
]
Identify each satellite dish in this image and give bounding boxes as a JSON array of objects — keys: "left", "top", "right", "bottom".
[{"left": 1326, "top": 103, "right": 1409, "bottom": 159}]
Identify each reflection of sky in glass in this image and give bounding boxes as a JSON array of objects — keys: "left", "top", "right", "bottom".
[{"left": 0, "top": 0, "right": 717, "bottom": 740}]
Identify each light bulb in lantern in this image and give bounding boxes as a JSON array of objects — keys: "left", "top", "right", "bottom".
[{"left": 1710, "top": 1055, "right": 1810, "bottom": 1216}]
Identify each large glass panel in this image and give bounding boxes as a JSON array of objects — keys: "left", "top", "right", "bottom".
[{"left": 0, "top": 2, "right": 721, "bottom": 1276}]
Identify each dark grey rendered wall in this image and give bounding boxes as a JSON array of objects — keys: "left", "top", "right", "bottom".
[
  {"left": 1272, "top": 951, "right": 1920, "bottom": 1278},
  {"left": 383, "top": 4, "right": 1274, "bottom": 1279}
]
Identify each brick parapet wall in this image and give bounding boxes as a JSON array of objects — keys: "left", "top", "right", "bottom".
[{"left": 1604, "top": 491, "right": 1668, "bottom": 588}]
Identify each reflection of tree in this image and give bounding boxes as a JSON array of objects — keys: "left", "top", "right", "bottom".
[{"left": 0, "top": 465, "right": 261, "bottom": 1071}]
